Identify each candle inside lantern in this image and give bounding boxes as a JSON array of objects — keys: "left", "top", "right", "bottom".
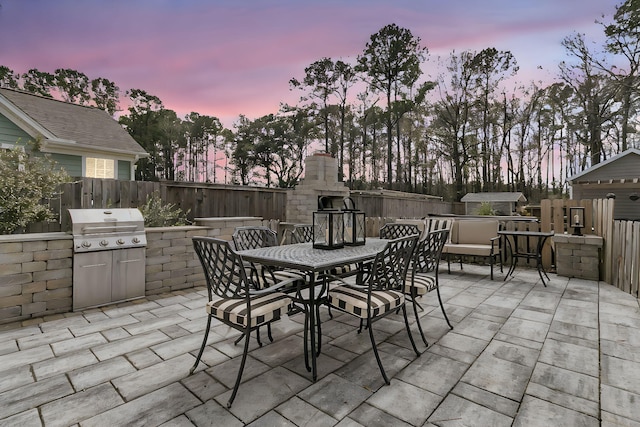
[
  {"left": 574, "top": 214, "right": 579, "bottom": 225},
  {"left": 345, "top": 225, "right": 353, "bottom": 242}
]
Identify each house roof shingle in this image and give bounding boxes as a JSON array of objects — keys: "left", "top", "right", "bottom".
[
  {"left": 0, "top": 88, "right": 146, "bottom": 156},
  {"left": 567, "top": 148, "right": 640, "bottom": 182},
  {"left": 460, "top": 192, "right": 527, "bottom": 203}
]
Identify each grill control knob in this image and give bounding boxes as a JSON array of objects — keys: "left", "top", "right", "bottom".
[
  {"left": 81, "top": 241, "right": 91, "bottom": 248},
  {"left": 116, "top": 238, "right": 125, "bottom": 245},
  {"left": 132, "top": 237, "right": 140, "bottom": 244},
  {"left": 100, "top": 240, "right": 109, "bottom": 247}
]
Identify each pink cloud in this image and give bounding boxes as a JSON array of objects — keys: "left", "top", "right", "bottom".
[{"left": 0, "top": 0, "right": 620, "bottom": 128}]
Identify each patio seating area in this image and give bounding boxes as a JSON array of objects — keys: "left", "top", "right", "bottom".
[{"left": 1, "top": 264, "right": 639, "bottom": 426}]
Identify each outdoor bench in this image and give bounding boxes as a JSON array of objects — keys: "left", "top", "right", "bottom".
[{"left": 441, "top": 219, "right": 502, "bottom": 279}]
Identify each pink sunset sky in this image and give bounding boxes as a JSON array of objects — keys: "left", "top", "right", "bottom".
[{"left": 0, "top": 0, "right": 622, "bottom": 128}]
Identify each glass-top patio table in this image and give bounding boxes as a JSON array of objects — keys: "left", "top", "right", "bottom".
[{"left": 237, "top": 238, "right": 388, "bottom": 381}]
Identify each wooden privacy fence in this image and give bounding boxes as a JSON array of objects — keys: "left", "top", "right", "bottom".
[
  {"left": 611, "top": 220, "right": 640, "bottom": 297},
  {"left": 538, "top": 198, "right": 615, "bottom": 281},
  {"left": 32, "top": 178, "right": 288, "bottom": 232},
  {"left": 30, "top": 178, "right": 458, "bottom": 233}
]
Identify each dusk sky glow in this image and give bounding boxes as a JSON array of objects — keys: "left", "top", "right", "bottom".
[{"left": 0, "top": 0, "right": 622, "bottom": 128}]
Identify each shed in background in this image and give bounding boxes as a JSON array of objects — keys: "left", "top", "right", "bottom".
[
  {"left": 460, "top": 192, "right": 527, "bottom": 216},
  {"left": 568, "top": 148, "right": 640, "bottom": 220}
]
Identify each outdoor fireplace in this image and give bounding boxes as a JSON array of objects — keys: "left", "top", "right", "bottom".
[{"left": 286, "top": 153, "right": 350, "bottom": 225}]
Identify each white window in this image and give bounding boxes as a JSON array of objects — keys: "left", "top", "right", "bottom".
[
  {"left": 1, "top": 144, "right": 25, "bottom": 171},
  {"left": 86, "top": 157, "right": 115, "bottom": 178}
]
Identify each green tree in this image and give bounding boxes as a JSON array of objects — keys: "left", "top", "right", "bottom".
[
  {"left": 119, "top": 89, "right": 165, "bottom": 180},
  {"left": 602, "top": 0, "right": 640, "bottom": 151},
  {"left": 357, "top": 23, "right": 427, "bottom": 187},
  {"left": 333, "top": 60, "right": 357, "bottom": 181},
  {"left": 21, "top": 69, "right": 54, "bottom": 97},
  {"left": 0, "top": 65, "right": 19, "bottom": 88},
  {"left": 91, "top": 77, "right": 120, "bottom": 115},
  {"left": 430, "top": 50, "right": 476, "bottom": 201},
  {"left": 54, "top": 68, "right": 91, "bottom": 104},
  {"left": 0, "top": 141, "right": 70, "bottom": 234},
  {"left": 467, "top": 48, "right": 518, "bottom": 190},
  {"left": 280, "top": 104, "right": 318, "bottom": 186},
  {"left": 228, "top": 115, "right": 259, "bottom": 186},
  {"left": 561, "top": 33, "right": 617, "bottom": 166},
  {"left": 181, "top": 113, "right": 223, "bottom": 182},
  {"left": 290, "top": 58, "right": 338, "bottom": 154}
]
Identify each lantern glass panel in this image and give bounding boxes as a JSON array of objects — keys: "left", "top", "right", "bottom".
[
  {"left": 355, "top": 211, "right": 366, "bottom": 244},
  {"left": 344, "top": 211, "right": 355, "bottom": 243},
  {"left": 331, "top": 213, "right": 344, "bottom": 246},
  {"left": 569, "top": 207, "right": 584, "bottom": 227},
  {"left": 313, "top": 211, "right": 329, "bottom": 246},
  {"left": 569, "top": 206, "right": 585, "bottom": 236},
  {"left": 313, "top": 210, "right": 344, "bottom": 249}
]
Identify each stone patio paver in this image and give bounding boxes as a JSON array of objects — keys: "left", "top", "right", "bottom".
[{"left": 0, "top": 265, "right": 639, "bottom": 426}]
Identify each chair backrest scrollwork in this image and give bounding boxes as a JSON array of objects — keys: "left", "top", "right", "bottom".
[
  {"left": 192, "top": 237, "right": 250, "bottom": 301},
  {"left": 232, "top": 226, "right": 278, "bottom": 251},
  {"left": 292, "top": 224, "right": 313, "bottom": 244},
  {"left": 412, "top": 229, "right": 449, "bottom": 274},
  {"left": 368, "top": 235, "right": 418, "bottom": 292},
  {"left": 379, "top": 223, "right": 421, "bottom": 240}
]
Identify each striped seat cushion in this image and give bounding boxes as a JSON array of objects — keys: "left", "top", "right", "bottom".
[
  {"left": 331, "top": 264, "right": 352, "bottom": 276},
  {"left": 207, "top": 292, "right": 292, "bottom": 328},
  {"left": 405, "top": 274, "right": 436, "bottom": 296},
  {"left": 328, "top": 285, "right": 404, "bottom": 319}
]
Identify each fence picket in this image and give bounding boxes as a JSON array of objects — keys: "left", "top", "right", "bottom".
[{"left": 633, "top": 222, "right": 639, "bottom": 297}]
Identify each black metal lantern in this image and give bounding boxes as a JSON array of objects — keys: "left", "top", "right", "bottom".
[
  {"left": 342, "top": 197, "right": 366, "bottom": 246},
  {"left": 569, "top": 206, "right": 585, "bottom": 236},
  {"left": 313, "top": 207, "right": 344, "bottom": 250}
]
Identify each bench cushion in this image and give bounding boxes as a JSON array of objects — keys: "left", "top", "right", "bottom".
[
  {"left": 442, "top": 243, "right": 493, "bottom": 257},
  {"left": 449, "top": 220, "right": 499, "bottom": 245}
]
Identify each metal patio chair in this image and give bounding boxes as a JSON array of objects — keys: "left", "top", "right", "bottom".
[
  {"left": 232, "top": 225, "right": 305, "bottom": 286},
  {"left": 232, "top": 226, "right": 305, "bottom": 345},
  {"left": 328, "top": 235, "right": 421, "bottom": 384},
  {"left": 232, "top": 225, "right": 332, "bottom": 353},
  {"left": 405, "top": 229, "right": 453, "bottom": 346},
  {"left": 291, "top": 224, "right": 313, "bottom": 244},
  {"left": 190, "top": 236, "right": 293, "bottom": 408}
]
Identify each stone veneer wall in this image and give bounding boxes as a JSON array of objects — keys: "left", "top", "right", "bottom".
[
  {"left": 145, "top": 217, "right": 262, "bottom": 295},
  {"left": 553, "top": 234, "right": 603, "bottom": 281},
  {"left": 0, "top": 232, "right": 73, "bottom": 325},
  {"left": 0, "top": 217, "right": 262, "bottom": 325}
]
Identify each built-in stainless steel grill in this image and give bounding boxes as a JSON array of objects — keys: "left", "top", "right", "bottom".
[
  {"left": 68, "top": 208, "right": 147, "bottom": 310},
  {"left": 69, "top": 208, "right": 147, "bottom": 252}
]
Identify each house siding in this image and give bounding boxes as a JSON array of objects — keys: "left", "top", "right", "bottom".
[
  {"left": 49, "top": 153, "right": 82, "bottom": 177},
  {"left": 0, "top": 113, "right": 31, "bottom": 146},
  {"left": 570, "top": 150, "right": 640, "bottom": 221},
  {"left": 118, "top": 160, "right": 131, "bottom": 180},
  {"left": 574, "top": 185, "right": 640, "bottom": 220}
]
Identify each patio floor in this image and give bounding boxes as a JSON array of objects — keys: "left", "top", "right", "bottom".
[{"left": 1, "top": 264, "right": 640, "bottom": 426}]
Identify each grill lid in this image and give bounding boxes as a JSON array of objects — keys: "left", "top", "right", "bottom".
[{"left": 68, "top": 208, "right": 147, "bottom": 252}]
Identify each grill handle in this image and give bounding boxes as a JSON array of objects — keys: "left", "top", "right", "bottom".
[{"left": 81, "top": 225, "right": 139, "bottom": 234}]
